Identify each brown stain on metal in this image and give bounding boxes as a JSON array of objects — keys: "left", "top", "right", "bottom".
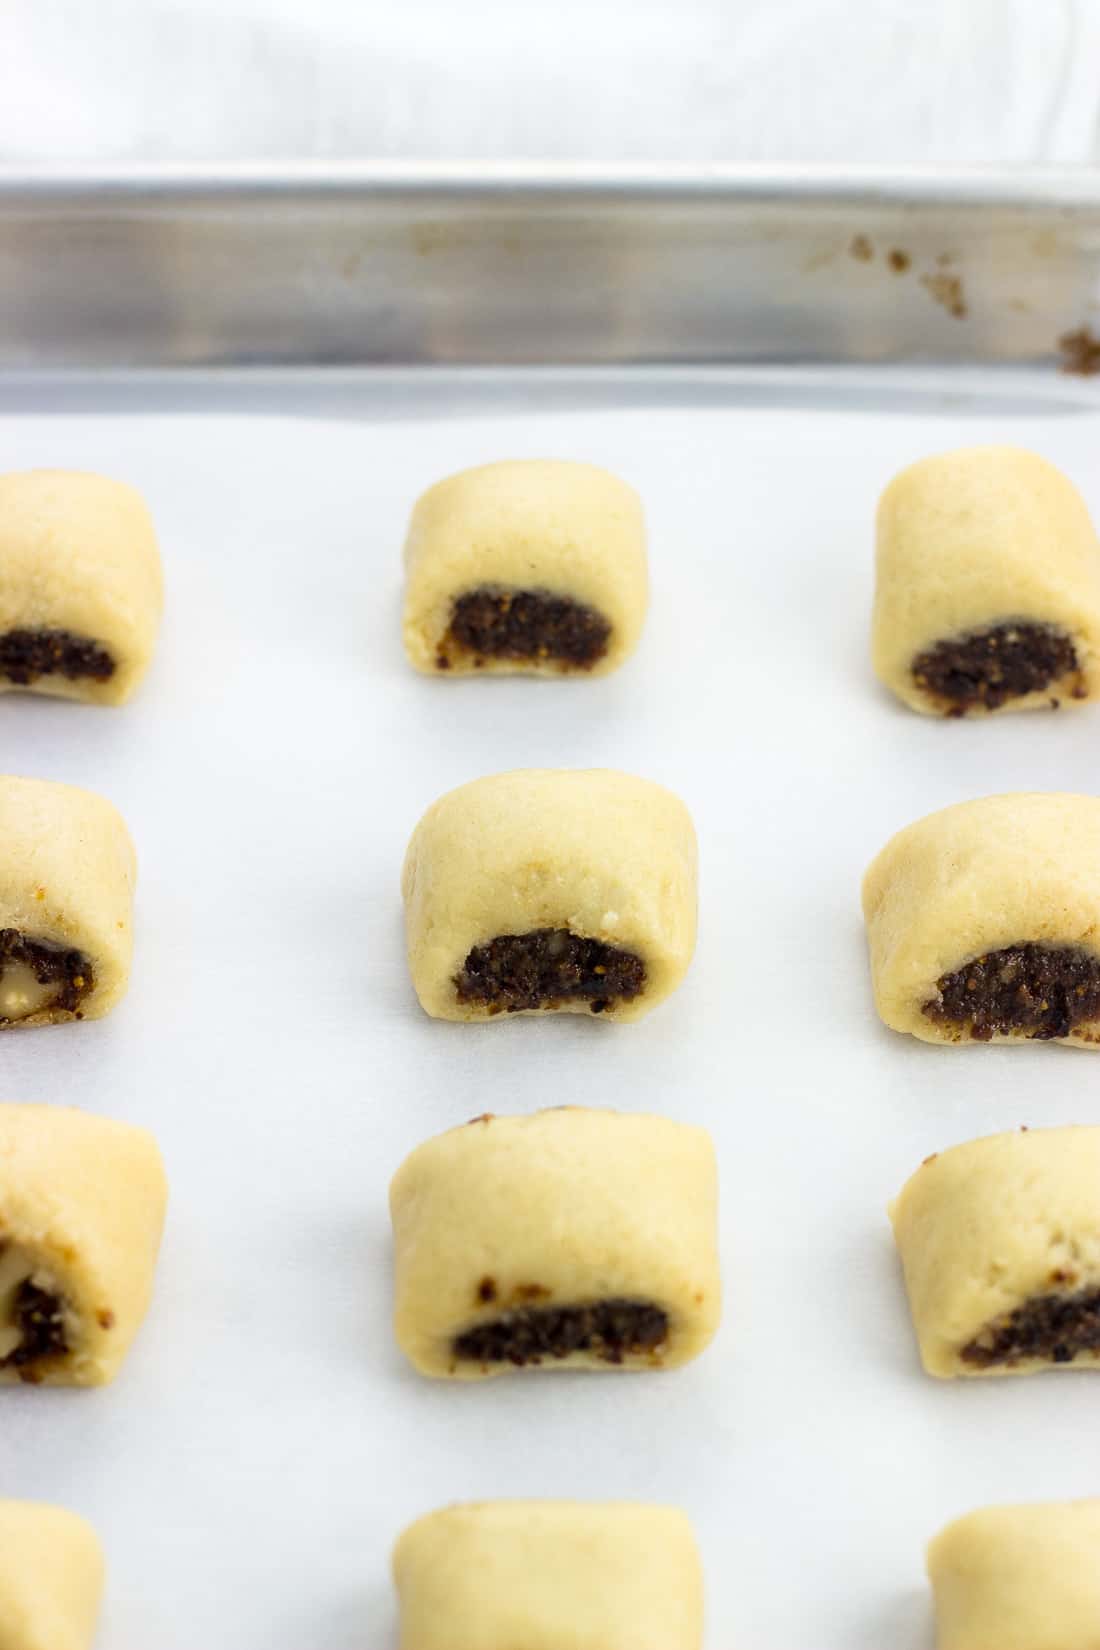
[
  {"left": 920, "top": 270, "right": 968, "bottom": 320},
  {"left": 1058, "top": 327, "right": 1100, "bottom": 376},
  {"left": 849, "top": 234, "right": 873, "bottom": 262},
  {"left": 886, "top": 249, "right": 911, "bottom": 273}
]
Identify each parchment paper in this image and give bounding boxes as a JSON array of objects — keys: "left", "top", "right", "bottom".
[{"left": 1, "top": 368, "right": 1099, "bottom": 1649}]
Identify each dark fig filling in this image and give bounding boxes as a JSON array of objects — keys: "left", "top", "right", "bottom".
[
  {"left": 454, "top": 928, "right": 646, "bottom": 1014},
  {"left": 922, "top": 943, "right": 1100, "bottom": 1041},
  {"left": 911, "top": 621, "right": 1083, "bottom": 714},
  {"left": 0, "top": 628, "right": 115, "bottom": 686},
  {"left": 0, "top": 930, "right": 95, "bottom": 1024},
  {"left": 1, "top": 1278, "right": 69, "bottom": 1375},
  {"left": 436, "top": 586, "right": 611, "bottom": 670},
  {"left": 962, "top": 1286, "right": 1100, "bottom": 1368},
  {"left": 454, "top": 1299, "right": 669, "bottom": 1366}
]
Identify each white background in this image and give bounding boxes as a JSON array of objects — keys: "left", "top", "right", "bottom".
[
  {"left": 3, "top": 0, "right": 1100, "bottom": 167},
  {"left": 1, "top": 369, "right": 1099, "bottom": 1647}
]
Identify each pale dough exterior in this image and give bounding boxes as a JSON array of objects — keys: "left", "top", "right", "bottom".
[
  {"left": 862, "top": 793, "right": 1100, "bottom": 1046},
  {"left": 401, "top": 768, "right": 697, "bottom": 1023},
  {"left": 390, "top": 1108, "right": 720, "bottom": 1378},
  {"left": 0, "top": 1104, "right": 168, "bottom": 1386},
  {"left": 0, "top": 1501, "right": 105, "bottom": 1650},
  {"left": 872, "top": 446, "right": 1100, "bottom": 714},
  {"left": 402, "top": 460, "right": 648, "bottom": 676},
  {"left": 393, "top": 1501, "right": 704, "bottom": 1650},
  {"left": 0, "top": 470, "right": 163, "bottom": 705},
  {"left": 928, "top": 1500, "right": 1100, "bottom": 1650},
  {"left": 891, "top": 1127, "right": 1100, "bottom": 1378}
]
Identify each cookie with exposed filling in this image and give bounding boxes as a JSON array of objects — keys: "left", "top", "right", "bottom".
[
  {"left": 402, "top": 460, "right": 647, "bottom": 677},
  {"left": 0, "top": 1500, "right": 105, "bottom": 1650},
  {"left": 401, "top": 769, "right": 697, "bottom": 1024},
  {"left": 0, "top": 775, "right": 136, "bottom": 1027},
  {"left": 928, "top": 1500, "right": 1100, "bottom": 1650},
  {"left": 891, "top": 1127, "right": 1100, "bottom": 1378},
  {"left": 862, "top": 793, "right": 1100, "bottom": 1046},
  {"left": 393, "top": 1501, "right": 704, "bottom": 1650},
  {"left": 873, "top": 446, "right": 1100, "bottom": 716},
  {"left": 0, "top": 470, "right": 163, "bottom": 706},
  {"left": 0, "top": 1104, "right": 167, "bottom": 1386},
  {"left": 390, "top": 1108, "right": 719, "bottom": 1379}
]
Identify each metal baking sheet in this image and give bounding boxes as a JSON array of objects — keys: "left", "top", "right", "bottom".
[
  {"left": 2, "top": 362, "right": 1100, "bottom": 1650},
  {"left": 1, "top": 166, "right": 1100, "bottom": 369}
]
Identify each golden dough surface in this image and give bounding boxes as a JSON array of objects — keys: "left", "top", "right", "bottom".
[
  {"left": 0, "top": 775, "right": 137, "bottom": 1026},
  {"left": 928, "top": 1500, "right": 1100, "bottom": 1650},
  {"left": 0, "top": 469, "right": 163, "bottom": 706},
  {"left": 402, "top": 460, "right": 647, "bottom": 677},
  {"left": 0, "top": 1499, "right": 104, "bottom": 1650},
  {"left": 393, "top": 1501, "right": 704, "bottom": 1650},
  {"left": 873, "top": 446, "right": 1100, "bottom": 715},
  {"left": 390, "top": 1107, "right": 720, "bottom": 1378},
  {"left": 402, "top": 768, "right": 697, "bottom": 1023},
  {"left": 0, "top": 1104, "right": 167, "bottom": 1386},
  {"left": 891, "top": 1126, "right": 1100, "bottom": 1378},
  {"left": 862, "top": 792, "right": 1100, "bottom": 1046}
]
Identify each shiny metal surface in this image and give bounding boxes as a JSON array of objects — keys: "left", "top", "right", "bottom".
[{"left": 1, "top": 166, "right": 1099, "bottom": 370}]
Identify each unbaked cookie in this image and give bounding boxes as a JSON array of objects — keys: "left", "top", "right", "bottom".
[
  {"left": 402, "top": 769, "right": 697, "bottom": 1023},
  {"left": 393, "top": 1501, "right": 704, "bottom": 1650},
  {"left": 928, "top": 1500, "right": 1100, "bottom": 1650},
  {"left": 390, "top": 1108, "right": 719, "bottom": 1379},
  {"left": 892, "top": 1127, "right": 1100, "bottom": 1377},
  {"left": 873, "top": 446, "right": 1100, "bottom": 716},
  {"left": 0, "top": 470, "right": 163, "bottom": 705},
  {"left": 0, "top": 775, "right": 137, "bottom": 1027},
  {"left": 862, "top": 793, "right": 1100, "bottom": 1046},
  {"left": 0, "top": 1500, "right": 104, "bottom": 1650},
  {"left": 0, "top": 1104, "right": 167, "bottom": 1385},
  {"left": 402, "top": 460, "right": 647, "bottom": 676}
]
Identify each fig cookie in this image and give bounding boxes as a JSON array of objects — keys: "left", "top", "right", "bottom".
[
  {"left": 0, "top": 1500, "right": 105, "bottom": 1650},
  {"left": 0, "top": 775, "right": 137, "bottom": 1028},
  {"left": 393, "top": 1501, "right": 704, "bottom": 1650},
  {"left": 402, "top": 460, "right": 647, "bottom": 676},
  {"left": 402, "top": 769, "right": 697, "bottom": 1024},
  {"left": 892, "top": 1127, "right": 1100, "bottom": 1378},
  {"left": 0, "top": 1105, "right": 167, "bottom": 1386},
  {"left": 0, "top": 470, "right": 163, "bottom": 705},
  {"left": 928, "top": 1500, "right": 1100, "bottom": 1650},
  {"left": 863, "top": 793, "right": 1100, "bottom": 1047},
  {"left": 873, "top": 446, "right": 1100, "bottom": 716},
  {"left": 390, "top": 1108, "right": 719, "bottom": 1379}
]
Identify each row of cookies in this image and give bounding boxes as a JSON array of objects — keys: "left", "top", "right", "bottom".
[
  {"left": 4, "top": 445, "right": 1098, "bottom": 719},
  {"left": 6, "top": 1489, "right": 1097, "bottom": 1648},
  {"left": 11, "top": 758, "right": 1100, "bottom": 1047},
  {"left": 11, "top": 1101, "right": 1095, "bottom": 1392}
]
